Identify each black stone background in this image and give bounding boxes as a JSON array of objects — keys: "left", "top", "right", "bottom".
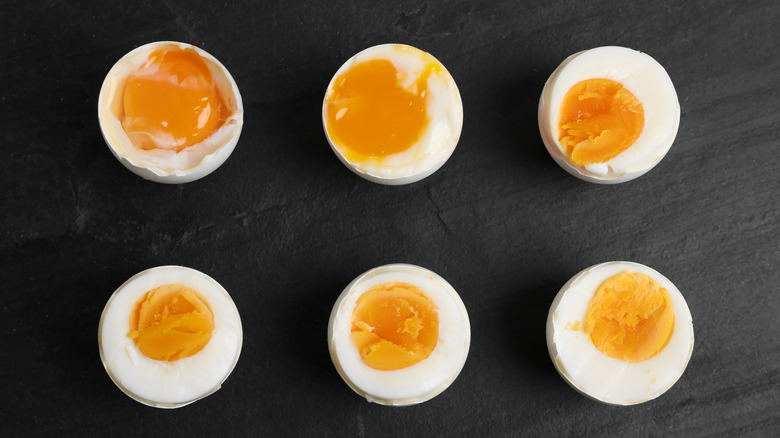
[{"left": 1, "top": 0, "right": 778, "bottom": 436}]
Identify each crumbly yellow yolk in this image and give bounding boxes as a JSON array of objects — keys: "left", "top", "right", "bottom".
[
  {"left": 128, "top": 284, "right": 214, "bottom": 362},
  {"left": 558, "top": 78, "right": 645, "bottom": 166},
  {"left": 584, "top": 272, "right": 675, "bottom": 363},
  {"left": 122, "top": 47, "right": 226, "bottom": 152},
  {"left": 351, "top": 282, "right": 439, "bottom": 370},
  {"left": 325, "top": 57, "right": 438, "bottom": 161}
]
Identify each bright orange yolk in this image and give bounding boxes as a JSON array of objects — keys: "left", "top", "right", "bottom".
[
  {"left": 122, "top": 48, "right": 226, "bottom": 152},
  {"left": 584, "top": 272, "right": 675, "bottom": 363},
  {"left": 558, "top": 78, "right": 645, "bottom": 165},
  {"left": 325, "top": 58, "right": 437, "bottom": 161},
  {"left": 351, "top": 282, "right": 439, "bottom": 371},
  {"left": 128, "top": 284, "right": 214, "bottom": 362}
]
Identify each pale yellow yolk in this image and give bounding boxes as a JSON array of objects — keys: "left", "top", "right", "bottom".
[
  {"left": 351, "top": 282, "right": 439, "bottom": 371},
  {"left": 122, "top": 48, "right": 226, "bottom": 152},
  {"left": 558, "top": 78, "right": 645, "bottom": 165},
  {"left": 128, "top": 284, "right": 214, "bottom": 362},
  {"left": 325, "top": 58, "right": 438, "bottom": 162},
  {"left": 584, "top": 272, "right": 675, "bottom": 363}
]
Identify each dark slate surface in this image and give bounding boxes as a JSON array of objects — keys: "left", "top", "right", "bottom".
[{"left": 1, "top": 0, "right": 778, "bottom": 436}]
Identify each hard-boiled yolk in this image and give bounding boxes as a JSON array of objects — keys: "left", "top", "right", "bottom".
[
  {"left": 128, "top": 284, "right": 214, "bottom": 362},
  {"left": 584, "top": 271, "right": 675, "bottom": 363},
  {"left": 351, "top": 282, "right": 439, "bottom": 371},
  {"left": 558, "top": 78, "right": 645, "bottom": 166},
  {"left": 122, "top": 48, "right": 226, "bottom": 152},
  {"left": 325, "top": 58, "right": 438, "bottom": 161}
]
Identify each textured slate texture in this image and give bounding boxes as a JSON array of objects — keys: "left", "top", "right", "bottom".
[{"left": 1, "top": 0, "right": 778, "bottom": 436}]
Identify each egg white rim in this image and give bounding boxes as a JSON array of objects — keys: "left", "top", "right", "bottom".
[
  {"left": 546, "top": 261, "right": 694, "bottom": 405},
  {"left": 98, "top": 41, "right": 244, "bottom": 184},
  {"left": 538, "top": 46, "right": 680, "bottom": 184},
  {"left": 328, "top": 263, "right": 471, "bottom": 405},
  {"left": 321, "top": 44, "right": 464, "bottom": 186},
  {"left": 98, "top": 265, "right": 243, "bottom": 408}
]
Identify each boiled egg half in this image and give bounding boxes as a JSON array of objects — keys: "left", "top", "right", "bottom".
[
  {"left": 98, "top": 41, "right": 243, "bottom": 183},
  {"left": 322, "top": 44, "right": 463, "bottom": 185},
  {"left": 98, "top": 266, "right": 243, "bottom": 408},
  {"left": 538, "top": 46, "right": 680, "bottom": 183},
  {"left": 328, "top": 264, "right": 471, "bottom": 405},
  {"left": 546, "top": 261, "right": 694, "bottom": 405}
]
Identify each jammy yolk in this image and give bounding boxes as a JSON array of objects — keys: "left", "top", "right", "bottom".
[
  {"left": 584, "top": 272, "right": 675, "bottom": 363},
  {"left": 558, "top": 78, "right": 645, "bottom": 166},
  {"left": 325, "top": 58, "right": 437, "bottom": 161},
  {"left": 351, "top": 282, "right": 439, "bottom": 371},
  {"left": 122, "top": 48, "right": 226, "bottom": 152},
  {"left": 128, "top": 284, "right": 214, "bottom": 362}
]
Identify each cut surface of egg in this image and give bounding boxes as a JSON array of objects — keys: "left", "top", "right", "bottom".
[
  {"left": 99, "top": 266, "right": 242, "bottom": 408},
  {"left": 322, "top": 44, "right": 463, "bottom": 185},
  {"left": 328, "top": 264, "right": 470, "bottom": 405},
  {"left": 98, "top": 41, "right": 243, "bottom": 184},
  {"left": 538, "top": 46, "right": 680, "bottom": 183},
  {"left": 546, "top": 262, "right": 694, "bottom": 405}
]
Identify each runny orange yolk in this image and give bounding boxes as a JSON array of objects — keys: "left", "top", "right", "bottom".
[
  {"left": 325, "top": 58, "right": 438, "bottom": 161},
  {"left": 122, "top": 48, "right": 226, "bottom": 152},
  {"left": 584, "top": 272, "right": 675, "bottom": 363},
  {"left": 351, "top": 282, "right": 439, "bottom": 371},
  {"left": 558, "top": 78, "right": 645, "bottom": 166},
  {"left": 128, "top": 284, "right": 214, "bottom": 362}
]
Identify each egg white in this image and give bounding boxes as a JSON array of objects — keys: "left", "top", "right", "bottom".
[
  {"left": 322, "top": 44, "right": 463, "bottom": 185},
  {"left": 98, "top": 41, "right": 244, "bottom": 184},
  {"left": 98, "top": 266, "right": 243, "bottom": 408},
  {"left": 328, "top": 264, "right": 471, "bottom": 405},
  {"left": 538, "top": 46, "right": 680, "bottom": 184},
  {"left": 546, "top": 261, "right": 694, "bottom": 405}
]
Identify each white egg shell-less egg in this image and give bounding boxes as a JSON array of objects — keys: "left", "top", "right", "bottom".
[
  {"left": 98, "top": 266, "right": 243, "bottom": 408},
  {"left": 538, "top": 46, "right": 680, "bottom": 184},
  {"left": 328, "top": 264, "right": 471, "bottom": 405},
  {"left": 322, "top": 44, "right": 463, "bottom": 185},
  {"left": 98, "top": 41, "right": 244, "bottom": 184},
  {"left": 546, "top": 261, "right": 694, "bottom": 405}
]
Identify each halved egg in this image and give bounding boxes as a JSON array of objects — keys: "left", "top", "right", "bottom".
[
  {"left": 322, "top": 44, "right": 463, "bottom": 185},
  {"left": 538, "top": 46, "right": 680, "bottom": 183},
  {"left": 98, "top": 41, "right": 244, "bottom": 184},
  {"left": 546, "top": 261, "right": 694, "bottom": 405},
  {"left": 98, "top": 266, "right": 243, "bottom": 408},
  {"left": 328, "top": 264, "right": 470, "bottom": 405}
]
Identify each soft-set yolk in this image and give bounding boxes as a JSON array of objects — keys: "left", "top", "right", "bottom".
[
  {"left": 128, "top": 284, "right": 214, "bottom": 362},
  {"left": 584, "top": 271, "right": 675, "bottom": 363},
  {"left": 122, "top": 48, "right": 226, "bottom": 152},
  {"left": 558, "top": 78, "right": 645, "bottom": 165},
  {"left": 325, "top": 58, "right": 438, "bottom": 161},
  {"left": 351, "top": 282, "right": 439, "bottom": 371}
]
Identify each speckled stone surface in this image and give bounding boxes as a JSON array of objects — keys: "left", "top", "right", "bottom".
[{"left": 1, "top": 0, "right": 778, "bottom": 436}]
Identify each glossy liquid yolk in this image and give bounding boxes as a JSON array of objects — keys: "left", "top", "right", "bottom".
[
  {"left": 351, "top": 282, "right": 439, "bottom": 371},
  {"left": 326, "top": 58, "right": 437, "bottom": 161},
  {"left": 122, "top": 48, "right": 226, "bottom": 152},
  {"left": 584, "top": 272, "right": 675, "bottom": 363},
  {"left": 128, "top": 284, "right": 214, "bottom": 362},
  {"left": 558, "top": 78, "right": 645, "bottom": 165}
]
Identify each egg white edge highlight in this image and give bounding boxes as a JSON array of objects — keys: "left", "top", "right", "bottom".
[
  {"left": 538, "top": 46, "right": 680, "bottom": 184},
  {"left": 98, "top": 265, "right": 243, "bottom": 408},
  {"left": 321, "top": 44, "right": 464, "bottom": 185},
  {"left": 98, "top": 41, "right": 244, "bottom": 184},
  {"left": 546, "top": 261, "right": 694, "bottom": 405},
  {"left": 328, "top": 263, "right": 471, "bottom": 405}
]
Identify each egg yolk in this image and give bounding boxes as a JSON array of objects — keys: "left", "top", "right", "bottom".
[
  {"left": 128, "top": 284, "right": 214, "bottom": 362},
  {"left": 351, "top": 282, "right": 439, "bottom": 371},
  {"left": 122, "top": 47, "right": 226, "bottom": 152},
  {"left": 584, "top": 272, "right": 675, "bottom": 363},
  {"left": 558, "top": 78, "right": 645, "bottom": 165},
  {"left": 325, "top": 57, "right": 438, "bottom": 161}
]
